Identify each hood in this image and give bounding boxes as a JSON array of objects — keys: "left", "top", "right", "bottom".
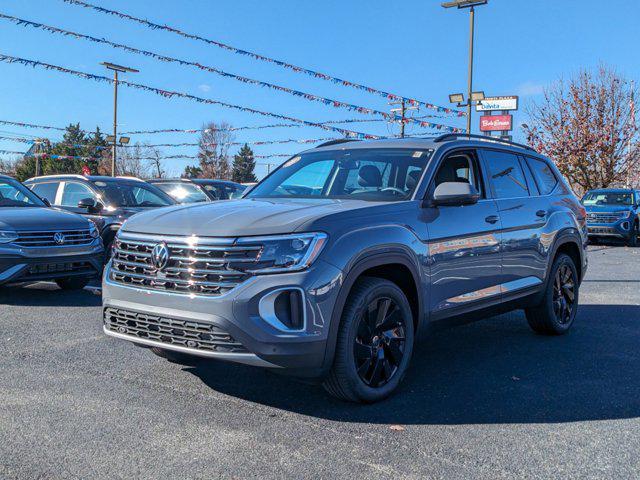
[
  {"left": 121, "top": 197, "right": 383, "bottom": 237},
  {"left": 584, "top": 204, "right": 633, "bottom": 213},
  {"left": 0, "top": 207, "right": 91, "bottom": 231}
]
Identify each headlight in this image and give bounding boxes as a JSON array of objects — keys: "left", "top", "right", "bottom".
[
  {"left": 88, "top": 221, "right": 100, "bottom": 238},
  {"left": 236, "top": 232, "right": 327, "bottom": 274},
  {"left": 0, "top": 230, "right": 18, "bottom": 244}
]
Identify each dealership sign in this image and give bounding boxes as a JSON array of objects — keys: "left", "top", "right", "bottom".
[
  {"left": 480, "top": 115, "right": 512, "bottom": 132},
  {"left": 476, "top": 96, "right": 518, "bottom": 112}
]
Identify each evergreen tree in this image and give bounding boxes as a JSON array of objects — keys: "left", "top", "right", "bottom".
[
  {"left": 182, "top": 165, "right": 203, "bottom": 178},
  {"left": 232, "top": 144, "right": 258, "bottom": 183}
]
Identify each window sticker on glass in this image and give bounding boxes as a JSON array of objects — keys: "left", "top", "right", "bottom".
[{"left": 412, "top": 151, "right": 424, "bottom": 158}]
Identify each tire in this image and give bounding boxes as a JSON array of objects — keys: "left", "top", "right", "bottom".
[
  {"left": 525, "top": 253, "right": 579, "bottom": 335},
  {"left": 323, "top": 277, "right": 415, "bottom": 403},
  {"left": 627, "top": 222, "right": 638, "bottom": 247},
  {"left": 55, "top": 277, "right": 91, "bottom": 290},
  {"left": 150, "top": 346, "right": 201, "bottom": 366}
]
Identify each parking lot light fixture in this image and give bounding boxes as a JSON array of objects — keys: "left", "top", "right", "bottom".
[
  {"left": 101, "top": 62, "right": 139, "bottom": 177},
  {"left": 442, "top": 0, "right": 488, "bottom": 134}
]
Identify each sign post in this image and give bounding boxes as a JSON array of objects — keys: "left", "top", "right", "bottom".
[{"left": 476, "top": 95, "right": 518, "bottom": 140}]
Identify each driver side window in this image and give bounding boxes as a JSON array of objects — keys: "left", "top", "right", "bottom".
[
  {"left": 60, "top": 182, "right": 96, "bottom": 207},
  {"left": 433, "top": 151, "right": 483, "bottom": 197}
]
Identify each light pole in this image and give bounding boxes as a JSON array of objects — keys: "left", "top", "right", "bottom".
[
  {"left": 101, "top": 62, "right": 138, "bottom": 177},
  {"left": 442, "top": 0, "right": 487, "bottom": 134}
]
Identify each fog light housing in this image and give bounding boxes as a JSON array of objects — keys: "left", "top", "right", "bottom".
[{"left": 258, "top": 287, "right": 305, "bottom": 331}]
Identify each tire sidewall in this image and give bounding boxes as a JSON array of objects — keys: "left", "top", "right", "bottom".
[
  {"left": 543, "top": 254, "right": 579, "bottom": 333},
  {"left": 339, "top": 280, "right": 414, "bottom": 402}
]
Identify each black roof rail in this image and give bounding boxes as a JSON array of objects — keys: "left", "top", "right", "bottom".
[
  {"left": 433, "top": 133, "right": 535, "bottom": 152},
  {"left": 315, "top": 138, "right": 361, "bottom": 148}
]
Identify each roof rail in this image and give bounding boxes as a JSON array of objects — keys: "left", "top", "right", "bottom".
[
  {"left": 116, "top": 176, "right": 144, "bottom": 182},
  {"left": 433, "top": 133, "right": 535, "bottom": 152},
  {"left": 315, "top": 138, "right": 361, "bottom": 148},
  {"left": 25, "top": 174, "right": 87, "bottom": 182}
]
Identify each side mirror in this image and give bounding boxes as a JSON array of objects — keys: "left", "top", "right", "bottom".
[
  {"left": 78, "top": 197, "right": 103, "bottom": 212},
  {"left": 431, "top": 182, "right": 480, "bottom": 207}
]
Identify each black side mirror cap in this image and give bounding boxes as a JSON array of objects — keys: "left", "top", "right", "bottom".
[
  {"left": 430, "top": 182, "right": 480, "bottom": 207},
  {"left": 78, "top": 198, "right": 103, "bottom": 212}
]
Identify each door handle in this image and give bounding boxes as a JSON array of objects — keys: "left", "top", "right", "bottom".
[
  {"left": 485, "top": 215, "right": 499, "bottom": 224},
  {"left": 536, "top": 210, "right": 547, "bottom": 218}
]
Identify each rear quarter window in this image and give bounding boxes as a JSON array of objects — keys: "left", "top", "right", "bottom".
[{"left": 526, "top": 157, "right": 558, "bottom": 195}]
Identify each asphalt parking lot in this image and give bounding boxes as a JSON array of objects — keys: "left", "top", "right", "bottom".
[{"left": 1, "top": 244, "right": 639, "bottom": 479}]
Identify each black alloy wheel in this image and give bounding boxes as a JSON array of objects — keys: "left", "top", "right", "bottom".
[
  {"left": 353, "top": 297, "right": 406, "bottom": 388},
  {"left": 552, "top": 263, "right": 576, "bottom": 324}
]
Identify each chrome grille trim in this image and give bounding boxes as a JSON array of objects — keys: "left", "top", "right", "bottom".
[
  {"left": 587, "top": 212, "right": 624, "bottom": 224},
  {"left": 110, "top": 232, "right": 261, "bottom": 296},
  {"left": 14, "top": 229, "right": 94, "bottom": 247},
  {"left": 103, "top": 308, "right": 248, "bottom": 354}
]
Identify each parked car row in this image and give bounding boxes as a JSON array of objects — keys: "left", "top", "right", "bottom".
[{"left": 3, "top": 135, "right": 638, "bottom": 403}]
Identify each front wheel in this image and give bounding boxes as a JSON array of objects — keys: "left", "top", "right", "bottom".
[
  {"left": 627, "top": 221, "right": 638, "bottom": 247},
  {"left": 525, "top": 253, "right": 579, "bottom": 335},
  {"left": 323, "top": 277, "right": 414, "bottom": 403}
]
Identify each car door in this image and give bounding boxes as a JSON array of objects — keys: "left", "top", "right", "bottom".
[
  {"left": 424, "top": 148, "right": 503, "bottom": 319},
  {"left": 28, "top": 180, "right": 61, "bottom": 205},
  {"left": 58, "top": 180, "right": 99, "bottom": 215},
  {"left": 479, "top": 149, "right": 547, "bottom": 292}
]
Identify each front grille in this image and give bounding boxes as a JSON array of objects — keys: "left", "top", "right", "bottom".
[
  {"left": 104, "top": 308, "right": 248, "bottom": 354},
  {"left": 587, "top": 212, "right": 623, "bottom": 224},
  {"left": 110, "top": 234, "right": 262, "bottom": 296},
  {"left": 15, "top": 229, "right": 94, "bottom": 247},
  {"left": 27, "top": 261, "right": 92, "bottom": 276}
]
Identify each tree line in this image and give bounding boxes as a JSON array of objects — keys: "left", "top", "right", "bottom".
[{"left": 7, "top": 121, "right": 258, "bottom": 183}]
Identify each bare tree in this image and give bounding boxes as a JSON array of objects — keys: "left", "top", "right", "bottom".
[
  {"left": 98, "top": 143, "right": 165, "bottom": 179},
  {"left": 147, "top": 147, "right": 165, "bottom": 179},
  {"left": 523, "top": 66, "right": 639, "bottom": 194},
  {"left": 197, "top": 122, "right": 234, "bottom": 179},
  {"left": 0, "top": 157, "right": 17, "bottom": 176}
]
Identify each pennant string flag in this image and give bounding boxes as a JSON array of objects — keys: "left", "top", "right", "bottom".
[
  {"left": 0, "top": 53, "right": 393, "bottom": 138},
  {"left": 61, "top": 0, "right": 465, "bottom": 117},
  {"left": 0, "top": 13, "right": 463, "bottom": 131}
]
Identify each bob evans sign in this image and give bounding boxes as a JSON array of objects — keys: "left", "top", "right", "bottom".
[
  {"left": 480, "top": 115, "right": 512, "bottom": 132},
  {"left": 476, "top": 96, "right": 518, "bottom": 112}
]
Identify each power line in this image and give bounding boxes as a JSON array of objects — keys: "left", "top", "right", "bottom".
[{"left": 61, "top": 0, "right": 465, "bottom": 116}]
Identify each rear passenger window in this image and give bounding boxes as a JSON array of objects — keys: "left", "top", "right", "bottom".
[
  {"left": 483, "top": 150, "right": 529, "bottom": 199},
  {"left": 526, "top": 157, "right": 558, "bottom": 195},
  {"left": 30, "top": 182, "right": 59, "bottom": 203}
]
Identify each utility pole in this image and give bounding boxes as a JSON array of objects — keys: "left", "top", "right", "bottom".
[
  {"left": 389, "top": 99, "right": 418, "bottom": 138},
  {"left": 442, "top": 0, "right": 487, "bottom": 134},
  {"left": 101, "top": 62, "right": 138, "bottom": 177}
]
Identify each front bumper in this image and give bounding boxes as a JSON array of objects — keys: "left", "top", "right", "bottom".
[
  {"left": 102, "top": 259, "right": 344, "bottom": 376},
  {"left": 0, "top": 241, "right": 103, "bottom": 285},
  {"left": 587, "top": 216, "right": 634, "bottom": 238}
]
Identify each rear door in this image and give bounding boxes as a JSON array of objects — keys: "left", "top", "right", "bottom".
[
  {"left": 425, "top": 148, "right": 503, "bottom": 319},
  {"left": 480, "top": 149, "right": 547, "bottom": 292}
]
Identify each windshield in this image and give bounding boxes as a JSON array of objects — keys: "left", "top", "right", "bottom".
[
  {"left": 582, "top": 191, "right": 634, "bottom": 206},
  {"left": 246, "top": 148, "right": 433, "bottom": 201},
  {"left": 0, "top": 179, "right": 46, "bottom": 207},
  {"left": 202, "top": 183, "right": 246, "bottom": 200},
  {"left": 92, "top": 181, "right": 174, "bottom": 208},
  {"left": 154, "top": 182, "right": 209, "bottom": 203}
]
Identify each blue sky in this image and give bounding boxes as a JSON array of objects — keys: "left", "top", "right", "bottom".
[{"left": 1, "top": 0, "right": 638, "bottom": 177}]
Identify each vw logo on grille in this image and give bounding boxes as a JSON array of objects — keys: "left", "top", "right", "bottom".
[
  {"left": 150, "top": 242, "right": 170, "bottom": 271},
  {"left": 53, "top": 232, "right": 66, "bottom": 245}
]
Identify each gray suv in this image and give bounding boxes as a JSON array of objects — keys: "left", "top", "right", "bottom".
[{"left": 102, "top": 135, "right": 588, "bottom": 403}]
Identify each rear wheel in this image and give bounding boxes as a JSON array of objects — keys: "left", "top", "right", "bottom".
[
  {"left": 55, "top": 277, "right": 91, "bottom": 290},
  {"left": 323, "top": 277, "right": 414, "bottom": 403},
  {"left": 525, "top": 253, "right": 579, "bottom": 335},
  {"left": 150, "top": 347, "right": 202, "bottom": 366}
]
